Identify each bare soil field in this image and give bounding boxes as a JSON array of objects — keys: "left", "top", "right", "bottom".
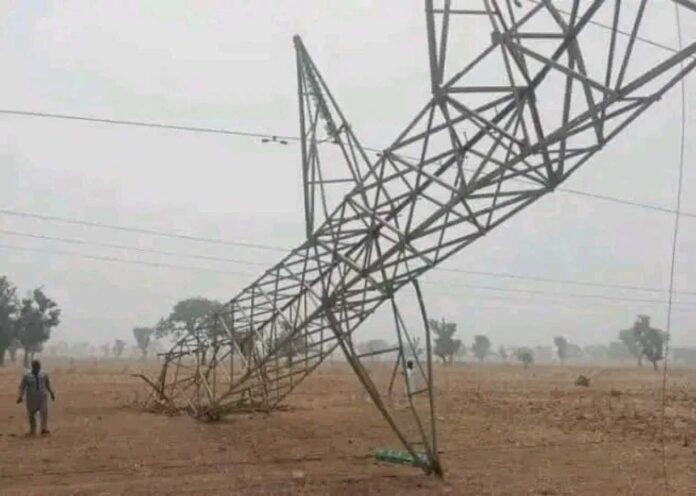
[{"left": 1, "top": 360, "right": 695, "bottom": 495}]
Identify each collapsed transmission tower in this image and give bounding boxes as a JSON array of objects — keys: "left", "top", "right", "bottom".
[{"left": 142, "top": 1, "right": 696, "bottom": 475}]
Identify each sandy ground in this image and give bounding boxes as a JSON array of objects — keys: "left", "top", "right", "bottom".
[{"left": 1, "top": 359, "right": 695, "bottom": 495}]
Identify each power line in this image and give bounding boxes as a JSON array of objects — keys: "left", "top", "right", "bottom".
[
  {"left": 660, "top": 5, "right": 688, "bottom": 492},
  {"left": 425, "top": 287, "right": 696, "bottom": 314},
  {"left": 0, "top": 109, "right": 299, "bottom": 143},
  {"left": 555, "top": 188, "right": 696, "bottom": 220},
  {"left": 0, "top": 208, "right": 288, "bottom": 253},
  {"left": 0, "top": 229, "right": 268, "bottom": 267},
  {"left": 437, "top": 266, "right": 696, "bottom": 296},
  {"left": 3, "top": 109, "right": 695, "bottom": 219},
  {"left": 0, "top": 67, "right": 693, "bottom": 293},
  {"left": 3, "top": 227, "right": 695, "bottom": 297},
  {"left": 419, "top": 278, "right": 696, "bottom": 307},
  {"left": 0, "top": 243, "right": 256, "bottom": 277},
  {"left": 2, "top": 241, "right": 695, "bottom": 309}
]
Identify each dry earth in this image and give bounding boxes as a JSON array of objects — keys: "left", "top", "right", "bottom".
[{"left": 1, "top": 360, "right": 695, "bottom": 495}]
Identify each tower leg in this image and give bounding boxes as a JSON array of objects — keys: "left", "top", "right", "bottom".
[{"left": 328, "top": 280, "right": 442, "bottom": 476}]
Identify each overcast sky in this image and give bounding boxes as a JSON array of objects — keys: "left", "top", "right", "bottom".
[{"left": 0, "top": 1, "right": 694, "bottom": 350}]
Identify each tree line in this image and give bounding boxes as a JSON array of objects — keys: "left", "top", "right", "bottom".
[
  {"left": 138, "top": 300, "right": 670, "bottom": 371},
  {"left": 428, "top": 317, "right": 534, "bottom": 367},
  {"left": 3, "top": 278, "right": 667, "bottom": 370},
  {"left": 421, "top": 313, "right": 669, "bottom": 369},
  {"left": 0, "top": 276, "right": 61, "bottom": 367}
]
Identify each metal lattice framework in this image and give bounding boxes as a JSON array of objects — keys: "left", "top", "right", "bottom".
[{"left": 142, "top": 1, "right": 696, "bottom": 475}]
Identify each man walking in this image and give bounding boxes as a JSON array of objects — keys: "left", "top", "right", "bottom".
[{"left": 17, "top": 359, "right": 56, "bottom": 436}]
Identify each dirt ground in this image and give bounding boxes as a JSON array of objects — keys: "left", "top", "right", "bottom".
[{"left": 1, "top": 360, "right": 695, "bottom": 495}]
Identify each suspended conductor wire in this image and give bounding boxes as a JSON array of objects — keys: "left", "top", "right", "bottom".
[
  {"left": 0, "top": 109, "right": 299, "bottom": 143},
  {"left": 661, "top": 4, "right": 687, "bottom": 493},
  {"left": 1, "top": 111, "right": 694, "bottom": 220},
  {"left": 1, "top": 114, "right": 696, "bottom": 218},
  {"left": 2, "top": 240, "right": 696, "bottom": 310},
  {"left": 3, "top": 226, "right": 696, "bottom": 296},
  {"left": 0, "top": 242, "right": 256, "bottom": 277},
  {"left": 0, "top": 229, "right": 268, "bottom": 267},
  {"left": 0, "top": 208, "right": 287, "bottom": 253}
]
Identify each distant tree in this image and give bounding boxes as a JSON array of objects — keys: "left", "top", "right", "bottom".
[
  {"left": 156, "top": 297, "right": 224, "bottom": 365},
  {"left": 584, "top": 344, "right": 609, "bottom": 363},
  {"left": 554, "top": 336, "right": 568, "bottom": 364},
  {"left": 617, "top": 315, "right": 668, "bottom": 370},
  {"left": 133, "top": 327, "right": 153, "bottom": 359},
  {"left": 156, "top": 297, "right": 224, "bottom": 339},
  {"left": 0, "top": 276, "right": 18, "bottom": 366},
  {"left": 515, "top": 347, "right": 534, "bottom": 368},
  {"left": 498, "top": 345, "right": 508, "bottom": 361},
  {"left": 429, "top": 318, "right": 462, "bottom": 364},
  {"left": 619, "top": 328, "right": 643, "bottom": 366},
  {"left": 15, "top": 288, "right": 60, "bottom": 367},
  {"left": 639, "top": 329, "right": 668, "bottom": 371},
  {"left": 633, "top": 315, "right": 668, "bottom": 371},
  {"left": 113, "top": 339, "right": 126, "bottom": 358},
  {"left": 472, "top": 335, "right": 491, "bottom": 361}
]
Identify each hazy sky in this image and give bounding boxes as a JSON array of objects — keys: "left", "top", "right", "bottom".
[{"left": 0, "top": 1, "right": 694, "bottom": 350}]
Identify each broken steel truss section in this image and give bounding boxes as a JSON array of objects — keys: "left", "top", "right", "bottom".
[{"left": 143, "top": 1, "right": 695, "bottom": 475}]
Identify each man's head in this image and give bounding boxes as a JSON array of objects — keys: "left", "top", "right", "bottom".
[{"left": 31, "top": 359, "right": 41, "bottom": 374}]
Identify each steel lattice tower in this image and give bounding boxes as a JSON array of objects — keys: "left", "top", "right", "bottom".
[{"left": 142, "top": 1, "right": 696, "bottom": 475}]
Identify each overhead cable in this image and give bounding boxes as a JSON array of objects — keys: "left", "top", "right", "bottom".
[
  {"left": 2, "top": 227, "right": 694, "bottom": 296},
  {"left": 2, "top": 242, "right": 695, "bottom": 308}
]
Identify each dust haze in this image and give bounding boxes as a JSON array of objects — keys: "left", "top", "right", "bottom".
[{"left": 0, "top": 1, "right": 694, "bottom": 353}]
